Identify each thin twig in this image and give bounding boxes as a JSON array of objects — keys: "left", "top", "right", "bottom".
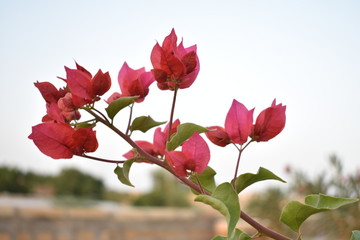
[
  {"left": 194, "top": 173, "right": 205, "bottom": 194},
  {"left": 125, "top": 103, "right": 134, "bottom": 136},
  {"left": 92, "top": 107, "right": 112, "bottom": 125},
  {"left": 232, "top": 146, "right": 243, "bottom": 189},
  {"left": 167, "top": 87, "right": 178, "bottom": 141},
  {"left": 232, "top": 141, "right": 253, "bottom": 189},
  {"left": 80, "top": 154, "right": 125, "bottom": 164}
]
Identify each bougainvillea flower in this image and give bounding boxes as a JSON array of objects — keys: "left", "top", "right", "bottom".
[
  {"left": 225, "top": 99, "right": 254, "bottom": 145},
  {"left": 45, "top": 96, "right": 80, "bottom": 123},
  {"left": 64, "top": 63, "right": 111, "bottom": 106},
  {"left": 150, "top": 28, "right": 200, "bottom": 90},
  {"left": 28, "top": 122, "right": 98, "bottom": 159},
  {"left": 45, "top": 102, "right": 67, "bottom": 123},
  {"left": 153, "top": 119, "right": 181, "bottom": 156},
  {"left": 106, "top": 62, "right": 154, "bottom": 103},
  {"left": 165, "top": 132, "right": 210, "bottom": 177},
  {"left": 119, "top": 62, "right": 154, "bottom": 102},
  {"left": 57, "top": 93, "right": 76, "bottom": 112},
  {"left": 205, "top": 126, "right": 231, "bottom": 147},
  {"left": 251, "top": 99, "right": 286, "bottom": 142},
  {"left": 34, "top": 82, "right": 80, "bottom": 123},
  {"left": 123, "top": 141, "right": 158, "bottom": 162}
]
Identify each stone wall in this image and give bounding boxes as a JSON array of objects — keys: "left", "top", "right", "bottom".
[{"left": 0, "top": 207, "right": 217, "bottom": 240}]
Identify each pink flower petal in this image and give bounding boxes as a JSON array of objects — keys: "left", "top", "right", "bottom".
[
  {"left": 153, "top": 127, "right": 166, "bottom": 156},
  {"left": 105, "top": 92, "right": 123, "bottom": 104},
  {"left": 252, "top": 99, "right": 286, "bottom": 142},
  {"left": 34, "top": 81, "right": 61, "bottom": 104},
  {"left": 182, "top": 132, "right": 210, "bottom": 174},
  {"left": 65, "top": 67, "right": 93, "bottom": 101},
  {"left": 28, "top": 122, "right": 75, "bottom": 159},
  {"left": 205, "top": 126, "right": 231, "bottom": 147},
  {"left": 71, "top": 127, "right": 98, "bottom": 154},
  {"left": 92, "top": 69, "right": 111, "bottom": 97},
  {"left": 162, "top": 28, "right": 178, "bottom": 52},
  {"left": 225, "top": 99, "right": 254, "bottom": 144},
  {"left": 165, "top": 151, "right": 188, "bottom": 177}
]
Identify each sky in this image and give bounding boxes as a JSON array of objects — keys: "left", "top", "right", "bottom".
[{"left": 1, "top": 0, "right": 359, "bottom": 192}]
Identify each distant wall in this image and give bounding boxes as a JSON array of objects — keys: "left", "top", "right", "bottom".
[{"left": 0, "top": 207, "right": 217, "bottom": 240}]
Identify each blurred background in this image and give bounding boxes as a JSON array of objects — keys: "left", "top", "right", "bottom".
[
  {"left": 0, "top": 156, "right": 359, "bottom": 239},
  {"left": 1, "top": 0, "right": 359, "bottom": 239}
]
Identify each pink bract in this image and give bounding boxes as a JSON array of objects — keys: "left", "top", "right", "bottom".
[
  {"left": 225, "top": 99, "right": 254, "bottom": 145},
  {"left": 205, "top": 126, "right": 231, "bottom": 147},
  {"left": 251, "top": 99, "right": 286, "bottom": 142},
  {"left": 34, "top": 81, "right": 63, "bottom": 104}
]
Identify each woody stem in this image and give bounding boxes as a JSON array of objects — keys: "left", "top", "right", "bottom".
[{"left": 84, "top": 108, "right": 292, "bottom": 240}]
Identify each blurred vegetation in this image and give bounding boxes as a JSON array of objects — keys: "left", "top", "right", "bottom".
[
  {"left": 0, "top": 166, "right": 190, "bottom": 207},
  {"left": 245, "top": 155, "right": 360, "bottom": 240},
  {"left": 0, "top": 167, "right": 104, "bottom": 199},
  {"left": 53, "top": 168, "right": 104, "bottom": 199},
  {"left": 0, "top": 167, "right": 52, "bottom": 194},
  {"left": 132, "top": 170, "right": 190, "bottom": 207}
]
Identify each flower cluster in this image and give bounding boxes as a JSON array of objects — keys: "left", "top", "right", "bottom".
[
  {"left": 151, "top": 28, "right": 200, "bottom": 90},
  {"left": 206, "top": 99, "right": 286, "bottom": 147},
  {"left": 28, "top": 29, "right": 209, "bottom": 176},
  {"left": 29, "top": 63, "right": 111, "bottom": 159},
  {"left": 29, "top": 28, "right": 286, "bottom": 177},
  {"left": 28, "top": 28, "right": 360, "bottom": 240}
]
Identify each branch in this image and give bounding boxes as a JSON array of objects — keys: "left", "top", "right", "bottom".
[{"left": 84, "top": 108, "right": 292, "bottom": 240}]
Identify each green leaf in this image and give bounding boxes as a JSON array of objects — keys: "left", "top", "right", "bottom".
[
  {"left": 76, "top": 122, "right": 96, "bottom": 129},
  {"left": 195, "top": 182, "right": 240, "bottom": 237},
  {"left": 305, "top": 194, "right": 358, "bottom": 209},
  {"left": 105, "top": 96, "right": 138, "bottom": 120},
  {"left": 212, "top": 236, "right": 227, "bottom": 240},
  {"left": 212, "top": 230, "right": 251, "bottom": 240},
  {"left": 280, "top": 194, "right": 359, "bottom": 233},
  {"left": 130, "top": 115, "right": 166, "bottom": 133},
  {"left": 113, "top": 158, "right": 138, "bottom": 187},
  {"left": 233, "top": 167, "right": 286, "bottom": 193},
  {"left": 350, "top": 230, "right": 360, "bottom": 240},
  {"left": 166, "top": 123, "right": 209, "bottom": 151},
  {"left": 189, "top": 166, "right": 217, "bottom": 194},
  {"left": 229, "top": 229, "right": 251, "bottom": 240}
]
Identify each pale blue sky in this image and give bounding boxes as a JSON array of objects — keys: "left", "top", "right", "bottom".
[{"left": 1, "top": 1, "right": 359, "bottom": 192}]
